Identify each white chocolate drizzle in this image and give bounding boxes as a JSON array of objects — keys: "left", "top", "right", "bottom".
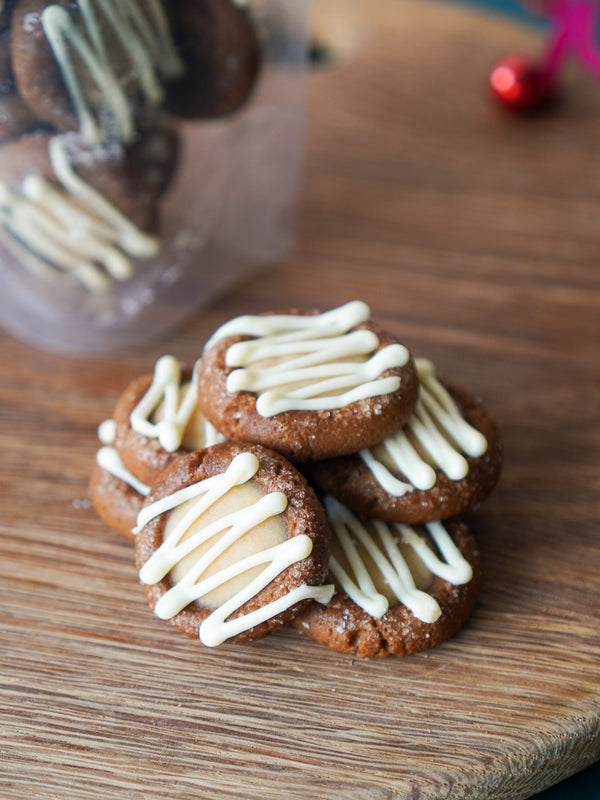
[
  {"left": 97, "top": 417, "right": 117, "bottom": 446},
  {"left": 96, "top": 418, "right": 150, "bottom": 497},
  {"left": 41, "top": 0, "right": 184, "bottom": 145},
  {"left": 96, "top": 445, "right": 150, "bottom": 497},
  {"left": 130, "top": 355, "right": 224, "bottom": 453},
  {"left": 325, "top": 496, "right": 472, "bottom": 623},
  {"left": 212, "top": 301, "right": 410, "bottom": 417},
  {"left": 0, "top": 136, "right": 159, "bottom": 292},
  {"left": 359, "top": 359, "right": 488, "bottom": 497},
  {"left": 137, "top": 452, "right": 334, "bottom": 647}
]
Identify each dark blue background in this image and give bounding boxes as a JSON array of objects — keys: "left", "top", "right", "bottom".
[
  {"left": 458, "top": 0, "right": 546, "bottom": 22},
  {"left": 460, "top": 0, "right": 536, "bottom": 18},
  {"left": 439, "top": 2, "right": 599, "bottom": 798}
]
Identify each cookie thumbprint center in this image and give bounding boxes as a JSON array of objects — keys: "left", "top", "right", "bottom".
[
  {"left": 165, "top": 482, "right": 286, "bottom": 608},
  {"left": 360, "top": 359, "right": 488, "bottom": 495},
  {"left": 137, "top": 452, "right": 335, "bottom": 646},
  {"left": 325, "top": 496, "right": 472, "bottom": 623}
]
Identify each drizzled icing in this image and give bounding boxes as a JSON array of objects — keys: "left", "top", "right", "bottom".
[
  {"left": 325, "top": 496, "right": 472, "bottom": 623},
  {"left": 212, "top": 301, "right": 410, "bottom": 417},
  {"left": 130, "top": 355, "right": 224, "bottom": 452},
  {"left": 41, "top": 0, "right": 184, "bottom": 145},
  {"left": 137, "top": 452, "right": 334, "bottom": 647},
  {"left": 96, "top": 445, "right": 150, "bottom": 497},
  {"left": 97, "top": 417, "right": 117, "bottom": 446},
  {"left": 96, "top": 418, "right": 150, "bottom": 497},
  {"left": 0, "top": 136, "right": 159, "bottom": 292},
  {"left": 359, "top": 358, "right": 488, "bottom": 497}
]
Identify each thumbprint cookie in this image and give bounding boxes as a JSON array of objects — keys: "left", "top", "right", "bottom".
[
  {"left": 195, "top": 301, "right": 419, "bottom": 462},
  {"left": 90, "top": 449, "right": 149, "bottom": 541},
  {"left": 113, "top": 355, "right": 225, "bottom": 486},
  {"left": 309, "top": 358, "right": 503, "bottom": 523},
  {"left": 134, "top": 442, "right": 334, "bottom": 646},
  {"left": 294, "top": 496, "right": 481, "bottom": 658}
]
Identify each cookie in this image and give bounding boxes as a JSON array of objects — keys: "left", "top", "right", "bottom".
[
  {"left": 163, "top": 0, "right": 261, "bottom": 119},
  {"left": 56, "top": 128, "right": 177, "bottom": 233},
  {"left": 135, "top": 442, "right": 334, "bottom": 646},
  {"left": 196, "top": 301, "right": 419, "bottom": 462},
  {"left": 0, "top": 130, "right": 167, "bottom": 291},
  {"left": 0, "top": 129, "right": 169, "bottom": 230},
  {"left": 89, "top": 418, "right": 150, "bottom": 539},
  {"left": 309, "top": 359, "right": 503, "bottom": 523},
  {"left": 114, "top": 355, "right": 225, "bottom": 487},
  {"left": 294, "top": 496, "right": 481, "bottom": 658},
  {"left": 11, "top": 0, "right": 185, "bottom": 144},
  {"left": 90, "top": 445, "right": 149, "bottom": 541}
]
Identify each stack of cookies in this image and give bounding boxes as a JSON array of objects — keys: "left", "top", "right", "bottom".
[
  {"left": 90, "top": 300, "right": 503, "bottom": 658},
  {"left": 0, "top": 0, "right": 260, "bottom": 291}
]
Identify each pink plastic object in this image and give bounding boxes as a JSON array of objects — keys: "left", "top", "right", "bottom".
[{"left": 542, "top": 0, "right": 600, "bottom": 82}]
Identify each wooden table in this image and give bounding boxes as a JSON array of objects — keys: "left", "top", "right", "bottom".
[{"left": 2, "top": 1, "right": 599, "bottom": 798}]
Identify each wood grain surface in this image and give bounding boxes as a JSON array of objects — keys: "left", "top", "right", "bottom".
[{"left": 2, "top": 1, "right": 600, "bottom": 798}]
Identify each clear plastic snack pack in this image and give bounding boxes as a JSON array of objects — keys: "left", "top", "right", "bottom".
[{"left": 0, "top": 0, "right": 309, "bottom": 353}]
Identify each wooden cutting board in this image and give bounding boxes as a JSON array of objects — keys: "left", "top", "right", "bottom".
[{"left": 1, "top": 2, "right": 599, "bottom": 798}]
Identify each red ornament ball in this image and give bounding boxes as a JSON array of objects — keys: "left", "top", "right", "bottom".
[{"left": 489, "top": 54, "right": 554, "bottom": 112}]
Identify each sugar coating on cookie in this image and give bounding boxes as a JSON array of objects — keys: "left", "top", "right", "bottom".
[
  {"left": 196, "top": 301, "right": 419, "bottom": 461},
  {"left": 114, "top": 355, "right": 225, "bottom": 486},
  {"left": 294, "top": 497, "right": 481, "bottom": 658},
  {"left": 309, "top": 359, "right": 503, "bottom": 522},
  {"left": 135, "top": 443, "right": 334, "bottom": 646}
]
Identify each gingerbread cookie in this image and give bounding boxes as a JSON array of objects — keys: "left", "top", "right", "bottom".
[
  {"left": 0, "top": 130, "right": 169, "bottom": 291},
  {"left": 90, "top": 446, "right": 149, "bottom": 541},
  {"left": 114, "top": 355, "right": 225, "bottom": 486},
  {"left": 11, "top": 0, "right": 185, "bottom": 144},
  {"left": 54, "top": 128, "right": 179, "bottom": 232},
  {"left": 163, "top": 0, "right": 261, "bottom": 119},
  {"left": 309, "top": 359, "right": 503, "bottom": 523},
  {"left": 294, "top": 496, "right": 481, "bottom": 658},
  {"left": 196, "top": 301, "right": 419, "bottom": 462},
  {"left": 88, "top": 417, "right": 149, "bottom": 540},
  {"left": 135, "top": 443, "right": 334, "bottom": 646}
]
